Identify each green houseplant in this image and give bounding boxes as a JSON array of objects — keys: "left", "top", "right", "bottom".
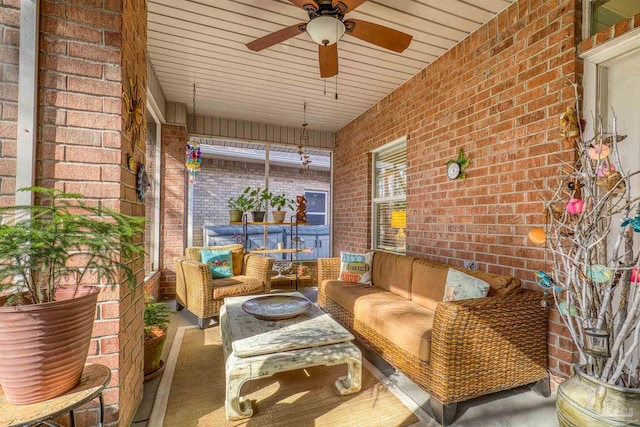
[
  {"left": 244, "top": 186, "right": 271, "bottom": 222},
  {"left": 0, "top": 187, "right": 145, "bottom": 404},
  {"left": 144, "top": 297, "right": 171, "bottom": 381},
  {"left": 270, "top": 193, "right": 294, "bottom": 223},
  {"left": 227, "top": 192, "right": 252, "bottom": 222},
  {"left": 539, "top": 85, "right": 640, "bottom": 425}
]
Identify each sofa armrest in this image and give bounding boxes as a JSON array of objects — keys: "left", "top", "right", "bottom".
[
  {"left": 430, "top": 290, "right": 548, "bottom": 401},
  {"left": 173, "top": 257, "right": 215, "bottom": 316},
  {"left": 242, "top": 255, "right": 275, "bottom": 292},
  {"left": 318, "top": 258, "right": 340, "bottom": 285}
]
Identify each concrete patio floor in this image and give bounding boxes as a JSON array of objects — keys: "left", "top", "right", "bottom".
[{"left": 133, "top": 285, "right": 559, "bottom": 427}]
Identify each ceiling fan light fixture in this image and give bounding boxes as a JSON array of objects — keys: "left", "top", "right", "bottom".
[{"left": 306, "top": 15, "right": 345, "bottom": 46}]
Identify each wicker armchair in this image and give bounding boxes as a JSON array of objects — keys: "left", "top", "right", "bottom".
[{"left": 174, "top": 244, "right": 274, "bottom": 329}]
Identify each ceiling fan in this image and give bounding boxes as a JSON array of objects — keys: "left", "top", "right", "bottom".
[{"left": 246, "top": 0, "right": 413, "bottom": 78}]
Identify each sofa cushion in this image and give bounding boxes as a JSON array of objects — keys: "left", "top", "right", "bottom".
[
  {"left": 411, "top": 259, "right": 521, "bottom": 311},
  {"left": 443, "top": 268, "right": 490, "bottom": 301},
  {"left": 371, "top": 251, "right": 414, "bottom": 299},
  {"left": 211, "top": 275, "right": 264, "bottom": 300},
  {"left": 321, "top": 280, "right": 389, "bottom": 312},
  {"left": 187, "top": 245, "right": 244, "bottom": 276},
  {"left": 354, "top": 293, "right": 434, "bottom": 362},
  {"left": 338, "top": 251, "right": 373, "bottom": 285}
]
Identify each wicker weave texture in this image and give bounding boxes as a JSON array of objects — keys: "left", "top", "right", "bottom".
[
  {"left": 317, "top": 258, "right": 549, "bottom": 405},
  {"left": 174, "top": 248, "right": 274, "bottom": 321}
]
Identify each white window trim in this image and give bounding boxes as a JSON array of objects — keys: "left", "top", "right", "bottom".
[{"left": 370, "top": 136, "right": 407, "bottom": 252}]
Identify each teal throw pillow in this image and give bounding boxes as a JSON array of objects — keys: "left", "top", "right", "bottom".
[{"left": 201, "top": 249, "right": 233, "bottom": 279}]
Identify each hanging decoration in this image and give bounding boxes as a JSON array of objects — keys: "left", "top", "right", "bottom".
[
  {"left": 185, "top": 143, "right": 201, "bottom": 184},
  {"left": 186, "top": 83, "right": 201, "bottom": 184},
  {"left": 298, "top": 102, "right": 312, "bottom": 171},
  {"left": 123, "top": 76, "right": 144, "bottom": 151}
]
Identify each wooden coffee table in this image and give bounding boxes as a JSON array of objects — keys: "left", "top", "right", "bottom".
[{"left": 220, "top": 292, "right": 362, "bottom": 421}]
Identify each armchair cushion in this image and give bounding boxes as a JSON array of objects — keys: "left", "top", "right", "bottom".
[
  {"left": 201, "top": 249, "right": 233, "bottom": 279},
  {"left": 212, "top": 275, "right": 264, "bottom": 300},
  {"left": 187, "top": 244, "right": 244, "bottom": 276}
]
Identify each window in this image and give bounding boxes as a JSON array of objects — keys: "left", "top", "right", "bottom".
[
  {"left": 304, "top": 190, "right": 328, "bottom": 225},
  {"left": 144, "top": 114, "right": 161, "bottom": 276},
  {"left": 588, "top": 0, "right": 640, "bottom": 36},
  {"left": 372, "top": 138, "right": 407, "bottom": 254}
]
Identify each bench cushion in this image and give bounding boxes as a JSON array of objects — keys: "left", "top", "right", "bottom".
[
  {"left": 411, "top": 258, "right": 522, "bottom": 311},
  {"left": 212, "top": 275, "right": 264, "bottom": 300},
  {"left": 371, "top": 251, "right": 414, "bottom": 299},
  {"left": 322, "top": 279, "right": 434, "bottom": 362}
]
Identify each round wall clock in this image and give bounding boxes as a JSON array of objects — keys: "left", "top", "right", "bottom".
[
  {"left": 447, "top": 162, "right": 460, "bottom": 179},
  {"left": 136, "top": 164, "right": 151, "bottom": 201}
]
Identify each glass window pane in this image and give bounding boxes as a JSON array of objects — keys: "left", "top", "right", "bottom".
[
  {"left": 306, "top": 214, "right": 326, "bottom": 225},
  {"left": 305, "top": 191, "right": 326, "bottom": 213},
  {"left": 375, "top": 201, "right": 406, "bottom": 253},
  {"left": 145, "top": 117, "right": 158, "bottom": 275},
  {"left": 591, "top": 0, "right": 640, "bottom": 36},
  {"left": 375, "top": 146, "right": 406, "bottom": 198}
]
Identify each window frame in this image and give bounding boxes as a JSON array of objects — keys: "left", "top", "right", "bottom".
[{"left": 371, "top": 136, "right": 407, "bottom": 254}]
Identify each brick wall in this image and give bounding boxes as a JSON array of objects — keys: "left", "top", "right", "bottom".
[
  {"left": 0, "top": 0, "right": 19, "bottom": 207},
  {"left": 36, "top": 0, "right": 147, "bottom": 425},
  {"left": 192, "top": 157, "right": 330, "bottom": 245},
  {"left": 334, "top": 0, "right": 582, "bottom": 385},
  {"left": 160, "top": 124, "right": 187, "bottom": 299}
]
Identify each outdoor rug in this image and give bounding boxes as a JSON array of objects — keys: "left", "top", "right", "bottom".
[{"left": 149, "top": 325, "right": 423, "bottom": 427}]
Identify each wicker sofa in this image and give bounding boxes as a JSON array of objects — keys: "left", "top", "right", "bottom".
[
  {"left": 317, "top": 251, "right": 549, "bottom": 425},
  {"left": 174, "top": 244, "right": 274, "bottom": 329}
]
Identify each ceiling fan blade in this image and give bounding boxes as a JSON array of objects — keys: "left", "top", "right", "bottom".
[
  {"left": 246, "top": 23, "right": 306, "bottom": 52},
  {"left": 333, "top": 0, "right": 367, "bottom": 13},
  {"left": 344, "top": 19, "right": 412, "bottom": 53},
  {"left": 318, "top": 43, "right": 338, "bottom": 78},
  {"left": 288, "top": 0, "right": 318, "bottom": 11}
]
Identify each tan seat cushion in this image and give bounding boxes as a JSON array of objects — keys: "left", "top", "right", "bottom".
[
  {"left": 211, "top": 275, "right": 264, "bottom": 300},
  {"left": 187, "top": 245, "right": 244, "bottom": 276},
  {"left": 321, "top": 279, "right": 434, "bottom": 362},
  {"left": 321, "top": 280, "right": 389, "bottom": 312},
  {"left": 354, "top": 293, "right": 434, "bottom": 362},
  {"left": 371, "top": 251, "right": 414, "bottom": 299},
  {"left": 411, "top": 258, "right": 522, "bottom": 311}
]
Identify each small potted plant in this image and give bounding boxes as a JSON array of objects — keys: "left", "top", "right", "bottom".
[
  {"left": 0, "top": 187, "right": 144, "bottom": 404},
  {"left": 144, "top": 297, "right": 172, "bottom": 381},
  {"left": 270, "top": 193, "right": 294, "bottom": 223},
  {"left": 227, "top": 192, "right": 252, "bottom": 222},
  {"left": 244, "top": 186, "right": 271, "bottom": 222}
]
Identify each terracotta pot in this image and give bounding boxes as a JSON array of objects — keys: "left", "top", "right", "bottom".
[
  {"left": 556, "top": 365, "right": 640, "bottom": 426},
  {"left": 272, "top": 210, "right": 286, "bottom": 223},
  {"left": 0, "top": 286, "right": 99, "bottom": 404},
  {"left": 144, "top": 330, "right": 167, "bottom": 378}
]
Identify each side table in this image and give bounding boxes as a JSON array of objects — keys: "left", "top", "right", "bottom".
[{"left": 0, "top": 364, "right": 111, "bottom": 427}]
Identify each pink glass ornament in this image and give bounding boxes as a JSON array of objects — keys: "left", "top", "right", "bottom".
[
  {"left": 597, "top": 162, "right": 616, "bottom": 177},
  {"left": 588, "top": 144, "right": 610, "bottom": 160},
  {"left": 566, "top": 198, "right": 584, "bottom": 214},
  {"left": 632, "top": 268, "right": 640, "bottom": 283}
]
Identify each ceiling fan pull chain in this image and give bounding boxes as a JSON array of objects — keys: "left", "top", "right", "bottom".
[
  {"left": 335, "top": 75, "right": 338, "bottom": 100},
  {"left": 324, "top": 76, "right": 327, "bottom": 95}
]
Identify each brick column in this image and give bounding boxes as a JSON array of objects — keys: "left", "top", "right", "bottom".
[
  {"left": 0, "top": 0, "right": 19, "bottom": 207},
  {"left": 160, "top": 124, "right": 188, "bottom": 299},
  {"left": 37, "top": 1, "right": 147, "bottom": 425}
]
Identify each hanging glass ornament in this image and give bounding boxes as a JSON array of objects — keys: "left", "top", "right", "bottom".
[{"left": 186, "top": 143, "right": 201, "bottom": 184}]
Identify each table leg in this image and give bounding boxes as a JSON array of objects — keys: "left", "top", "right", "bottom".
[
  {"left": 98, "top": 392, "right": 104, "bottom": 427},
  {"left": 225, "top": 355, "right": 253, "bottom": 421},
  {"left": 69, "top": 409, "right": 76, "bottom": 427},
  {"left": 335, "top": 345, "right": 362, "bottom": 395}
]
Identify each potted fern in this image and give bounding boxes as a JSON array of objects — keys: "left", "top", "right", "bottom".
[
  {"left": 270, "top": 193, "right": 294, "bottom": 223},
  {"left": 0, "top": 187, "right": 145, "bottom": 404},
  {"left": 144, "top": 297, "right": 171, "bottom": 381}
]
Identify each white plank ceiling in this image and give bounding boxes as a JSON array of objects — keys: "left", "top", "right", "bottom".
[{"left": 148, "top": 0, "right": 514, "bottom": 133}]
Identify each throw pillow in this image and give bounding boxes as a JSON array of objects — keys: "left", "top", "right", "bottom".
[
  {"left": 443, "top": 268, "right": 490, "bottom": 301},
  {"left": 201, "top": 249, "right": 234, "bottom": 279},
  {"left": 338, "top": 251, "right": 373, "bottom": 285}
]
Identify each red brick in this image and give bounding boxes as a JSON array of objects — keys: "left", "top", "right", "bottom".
[
  {"left": 42, "top": 18, "right": 102, "bottom": 44},
  {"left": 66, "top": 111, "right": 120, "bottom": 130},
  {"left": 44, "top": 54, "right": 102, "bottom": 78}
]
